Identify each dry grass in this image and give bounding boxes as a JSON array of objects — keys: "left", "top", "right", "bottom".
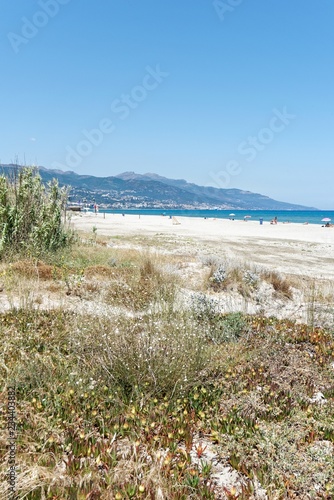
[
  {"left": 261, "top": 270, "right": 293, "bottom": 299},
  {"left": 10, "top": 260, "right": 55, "bottom": 280},
  {"left": 84, "top": 265, "right": 118, "bottom": 279},
  {"left": 105, "top": 256, "right": 178, "bottom": 311}
]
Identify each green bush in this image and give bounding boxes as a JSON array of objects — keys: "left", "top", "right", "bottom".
[
  {"left": 0, "top": 167, "right": 73, "bottom": 257},
  {"left": 191, "top": 293, "right": 248, "bottom": 343}
]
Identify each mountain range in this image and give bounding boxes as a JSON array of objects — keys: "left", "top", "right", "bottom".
[{"left": 0, "top": 164, "right": 317, "bottom": 210}]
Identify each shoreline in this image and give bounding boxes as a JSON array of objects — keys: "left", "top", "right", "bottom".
[
  {"left": 68, "top": 206, "right": 334, "bottom": 225},
  {"left": 69, "top": 212, "right": 334, "bottom": 243}
]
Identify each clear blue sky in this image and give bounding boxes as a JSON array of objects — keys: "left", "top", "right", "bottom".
[{"left": 1, "top": 0, "right": 333, "bottom": 208}]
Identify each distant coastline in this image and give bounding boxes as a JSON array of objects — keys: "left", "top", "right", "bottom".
[{"left": 1, "top": 165, "right": 318, "bottom": 212}]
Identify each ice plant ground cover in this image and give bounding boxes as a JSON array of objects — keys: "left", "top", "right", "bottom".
[{"left": 0, "top": 233, "right": 334, "bottom": 498}]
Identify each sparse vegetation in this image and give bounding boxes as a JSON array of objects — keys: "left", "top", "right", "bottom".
[
  {"left": 191, "top": 293, "right": 248, "bottom": 344},
  {"left": 206, "top": 260, "right": 261, "bottom": 298},
  {"left": 261, "top": 270, "right": 293, "bottom": 299},
  {"left": 0, "top": 225, "right": 334, "bottom": 498}
]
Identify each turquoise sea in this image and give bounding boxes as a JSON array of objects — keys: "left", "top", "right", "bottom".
[{"left": 103, "top": 209, "right": 334, "bottom": 225}]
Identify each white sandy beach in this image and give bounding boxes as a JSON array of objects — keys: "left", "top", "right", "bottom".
[{"left": 69, "top": 213, "right": 334, "bottom": 280}]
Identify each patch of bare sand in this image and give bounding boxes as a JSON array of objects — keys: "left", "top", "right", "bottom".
[{"left": 69, "top": 213, "right": 334, "bottom": 280}]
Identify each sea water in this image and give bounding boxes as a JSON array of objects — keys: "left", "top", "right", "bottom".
[{"left": 102, "top": 209, "right": 334, "bottom": 225}]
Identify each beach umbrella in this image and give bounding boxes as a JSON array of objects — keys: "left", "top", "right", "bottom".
[
  {"left": 321, "top": 218, "right": 331, "bottom": 222},
  {"left": 229, "top": 213, "right": 235, "bottom": 216},
  {"left": 244, "top": 215, "right": 251, "bottom": 219}
]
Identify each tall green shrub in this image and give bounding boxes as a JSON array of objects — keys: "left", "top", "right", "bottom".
[{"left": 0, "top": 167, "right": 73, "bottom": 257}]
